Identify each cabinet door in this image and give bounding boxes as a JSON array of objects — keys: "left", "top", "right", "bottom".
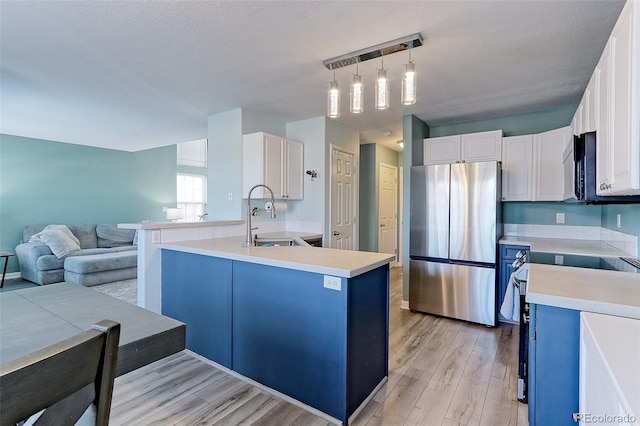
[
  {"left": 584, "top": 72, "right": 597, "bottom": 133},
  {"left": 501, "top": 135, "right": 533, "bottom": 201},
  {"left": 423, "top": 135, "right": 460, "bottom": 165},
  {"left": 461, "top": 130, "right": 503, "bottom": 162},
  {"left": 609, "top": 1, "right": 640, "bottom": 194},
  {"left": 596, "top": 42, "right": 612, "bottom": 195},
  {"left": 263, "top": 134, "right": 284, "bottom": 198},
  {"left": 285, "top": 139, "right": 304, "bottom": 200},
  {"left": 532, "top": 127, "right": 570, "bottom": 201}
]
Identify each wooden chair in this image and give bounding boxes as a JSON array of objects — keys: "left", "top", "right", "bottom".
[{"left": 0, "top": 320, "right": 121, "bottom": 426}]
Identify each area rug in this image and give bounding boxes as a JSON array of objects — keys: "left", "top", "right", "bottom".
[{"left": 92, "top": 279, "right": 137, "bottom": 305}]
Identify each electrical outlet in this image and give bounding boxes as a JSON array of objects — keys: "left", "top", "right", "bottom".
[
  {"left": 556, "top": 213, "right": 565, "bottom": 224},
  {"left": 323, "top": 275, "right": 341, "bottom": 291},
  {"left": 152, "top": 230, "right": 161, "bottom": 244},
  {"left": 617, "top": 213, "right": 622, "bottom": 228},
  {"left": 228, "top": 192, "right": 233, "bottom": 202},
  {"left": 555, "top": 255, "right": 564, "bottom": 265}
]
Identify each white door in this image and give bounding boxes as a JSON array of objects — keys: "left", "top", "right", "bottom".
[
  {"left": 330, "top": 146, "right": 356, "bottom": 250},
  {"left": 378, "top": 163, "right": 398, "bottom": 266}
]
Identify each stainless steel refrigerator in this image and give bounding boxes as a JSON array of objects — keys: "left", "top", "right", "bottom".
[{"left": 409, "top": 161, "right": 502, "bottom": 326}]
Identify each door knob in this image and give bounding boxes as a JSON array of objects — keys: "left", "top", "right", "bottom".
[
  {"left": 333, "top": 231, "right": 340, "bottom": 236},
  {"left": 380, "top": 224, "right": 386, "bottom": 227}
]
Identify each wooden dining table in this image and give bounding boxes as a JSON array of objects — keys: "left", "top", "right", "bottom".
[{"left": 0, "top": 282, "right": 185, "bottom": 377}]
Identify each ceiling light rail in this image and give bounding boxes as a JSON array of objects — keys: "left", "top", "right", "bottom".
[{"left": 323, "top": 33, "right": 423, "bottom": 70}]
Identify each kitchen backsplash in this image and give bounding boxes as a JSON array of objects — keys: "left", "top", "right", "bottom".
[{"left": 504, "top": 223, "right": 637, "bottom": 257}]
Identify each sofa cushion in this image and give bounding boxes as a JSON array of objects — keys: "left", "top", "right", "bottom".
[
  {"left": 64, "top": 251, "right": 137, "bottom": 274},
  {"left": 36, "top": 254, "right": 65, "bottom": 271},
  {"left": 96, "top": 224, "right": 136, "bottom": 248},
  {"left": 68, "top": 224, "right": 98, "bottom": 249},
  {"left": 29, "top": 229, "right": 81, "bottom": 259}
]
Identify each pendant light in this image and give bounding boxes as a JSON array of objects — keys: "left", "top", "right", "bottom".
[
  {"left": 327, "top": 70, "right": 340, "bottom": 118},
  {"left": 350, "top": 63, "right": 364, "bottom": 114},
  {"left": 375, "top": 55, "right": 389, "bottom": 110},
  {"left": 401, "top": 50, "right": 417, "bottom": 105}
]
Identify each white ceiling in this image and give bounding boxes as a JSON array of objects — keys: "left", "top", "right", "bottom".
[{"left": 0, "top": 1, "right": 625, "bottom": 153}]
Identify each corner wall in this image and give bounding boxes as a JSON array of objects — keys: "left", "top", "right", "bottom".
[{"left": 0, "top": 134, "right": 176, "bottom": 274}]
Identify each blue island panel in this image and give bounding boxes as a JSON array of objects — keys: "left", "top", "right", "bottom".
[
  {"left": 232, "top": 261, "right": 348, "bottom": 420},
  {"left": 347, "top": 264, "right": 389, "bottom": 416},
  {"left": 162, "top": 250, "right": 233, "bottom": 368}
]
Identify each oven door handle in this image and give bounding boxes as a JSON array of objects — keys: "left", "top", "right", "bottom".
[{"left": 523, "top": 313, "right": 530, "bottom": 324}]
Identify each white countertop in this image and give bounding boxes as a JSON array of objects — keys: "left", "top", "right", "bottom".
[
  {"left": 119, "top": 220, "right": 243, "bottom": 230},
  {"left": 160, "top": 237, "right": 394, "bottom": 278},
  {"left": 500, "top": 236, "right": 632, "bottom": 258},
  {"left": 527, "top": 263, "right": 640, "bottom": 319},
  {"left": 580, "top": 312, "right": 640, "bottom": 422}
]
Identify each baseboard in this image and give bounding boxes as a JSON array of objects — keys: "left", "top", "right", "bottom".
[
  {"left": 4, "top": 272, "right": 21, "bottom": 280},
  {"left": 348, "top": 376, "right": 388, "bottom": 425},
  {"left": 400, "top": 299, "right": 410, "bottom": 310}
]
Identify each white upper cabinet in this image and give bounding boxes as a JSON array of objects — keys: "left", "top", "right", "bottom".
[
  {"left": 596, "top": 40, "right": 612, "bottom": 195},
  {"left": 590, "top": 0, "right": 640, "bottom": 196},
  {"left": 533, "top": 126, "right": 572, "bottom": 201},
  {"left": 424, "top": 130, "right": 502, "bottom": 165},
  {"left": 502, "top": 127, "right": 570, "bottom": 202},
  {"left": 242, "top": 132, "right": 304, "bottom": 200},
  {"left": 607, "top": 0, "right": 639, "bottom": 195},
  {"left": 423, "top": 135, "right": 460, "bottom": 165},
  {"left": 501, "top": 135, "right": 533, "bottom": 201}
]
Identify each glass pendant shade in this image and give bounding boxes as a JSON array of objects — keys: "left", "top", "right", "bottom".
[
  {"left": 375, "top": 68, "right": 389, "bottom": 110},
  {"left": 350, "top": 74, "right": 364, "bottom": 114},
  {"left": 401, "top": 61, "right": 417, "bottom": 105},
  {"left": 327, "top": 80, "right": 340, "bottom": 118}
]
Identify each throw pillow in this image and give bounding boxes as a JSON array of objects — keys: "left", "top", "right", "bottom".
[{"left": 30, "top": 229, "right": 81, "bottom": 259}]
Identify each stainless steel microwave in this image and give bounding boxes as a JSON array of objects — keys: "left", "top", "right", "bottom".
[{"left": 563, "top": 132, "right": 640, "bottom": 204}]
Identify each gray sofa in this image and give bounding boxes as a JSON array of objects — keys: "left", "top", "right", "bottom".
[{"left": 15, "top": 224, "right": 137, "bottom": 286}]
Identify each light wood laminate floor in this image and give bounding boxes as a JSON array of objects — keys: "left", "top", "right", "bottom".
[{"left": 110, "top": 267, "right": 528, "bottom": 425}]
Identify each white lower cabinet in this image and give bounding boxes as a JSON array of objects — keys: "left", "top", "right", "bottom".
[
  {"left": 501, "top": 126, "right": 570, "bottom": 202},
  {"left": 242, "top": 132, "right": 303, "bottom": 200},
  {"left": 580, "top": 312, "right": 639, "bottom": 426}
]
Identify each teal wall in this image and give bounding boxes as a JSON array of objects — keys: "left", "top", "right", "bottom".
[
  {"left": 0, "top": 134, "right": 176, "bottom": 273},
  {"left": 359, "top": 144, "right": 376, "bottom": 252},
  {"left": 358, "top": 143, "right": 400, "bottom": 253},
  {"left": 503, "top": 202, "right": 602, "bottom": 226},
  {"left": 428, "top": 106, "right": 576, "bottom": 138}
]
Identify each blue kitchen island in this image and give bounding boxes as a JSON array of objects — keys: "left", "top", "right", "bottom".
[{"left": 160, "top": 238, "right": 394, "bottom": 425}]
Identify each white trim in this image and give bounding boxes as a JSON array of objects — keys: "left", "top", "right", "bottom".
[
  {"left": 185, "top": 349, "right": 343, "bottom": 425},
  {"left": 348, "top": 376, "right": 388, "bottom": 425},
  {"left": 4, "top": 272, "right": 21, "bottom": 281},
  {"left": 400, "top": 299, "right": 410, "bottom": 310}
]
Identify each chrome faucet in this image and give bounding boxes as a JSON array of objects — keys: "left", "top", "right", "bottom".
[
  {"left": 244, "top": 184, "right": 276, "bottom": 247},
  {"left": 198, "top": 213, "right": 208, "bottom": 221}
]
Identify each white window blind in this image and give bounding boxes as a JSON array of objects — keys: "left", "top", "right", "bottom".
[{"left": 177, "top": 139, "right": 207, "bottom": 167}]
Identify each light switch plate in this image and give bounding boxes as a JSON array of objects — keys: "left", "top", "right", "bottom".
[{"left": 556, "top": 213, "right": 565, "bottom": 224}]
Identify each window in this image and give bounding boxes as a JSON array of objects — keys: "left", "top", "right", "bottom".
[
  {"left": 177, "top": 174, "right": 206, "bottom": 222},
  {"left": 176, "top": 139, "right": 207, "bottom": 222}
]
